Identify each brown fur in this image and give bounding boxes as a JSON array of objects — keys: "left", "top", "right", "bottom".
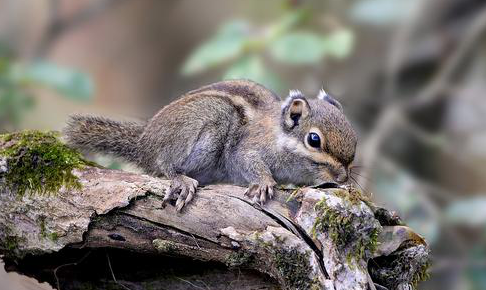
[{"left": 63, "top": 79, "right": 357, "bottom": 210}]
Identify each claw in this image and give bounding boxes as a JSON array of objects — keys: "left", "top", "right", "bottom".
[
  {"left": 260, "top": 187, "right": 267, "bottom": 204},
  {"left": 161, "top": 185, "right": 179, "bottom": 208},
  {"left": 245, "top": 180, "right": 276, "bottom": 206},
  {"left": 162, "top": 175, "right": 199, "bottom": 212},
  {"left": 176, "top": 186, "right": 189, "bottom": 212},
  {"left": 268, "top": 186, "right": 274, "bottom": 199},
  {"left": 186, "top": 185, "right": 196, "bottom": 205}
]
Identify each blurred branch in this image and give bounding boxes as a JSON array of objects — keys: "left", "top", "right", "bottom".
[
  {"left": 358, "top": 5, "right": 486, "bottom": 189},
  {"left": 35, "top": 0, "right": 129, "bottom": 58},
  {"left": 357, "top": 104, "right": 401, "bottom": 188},
  {"left": 430, "top": 258, "right": 486, "bottom": 274},
  {"left": 378, "top": 157, "right": 455, "bottom": 203},
  {"left": 378, "top": 157, "right": 469, "bottom": 253},
  {"left": 397, "top": 115, "right": 479, "bottom": 174},
  {"left": 382, "top": 0, "right": 430, "bottom": 101},
  {"left": 406, "top": 5, "right": 486, "bottom": 109}
]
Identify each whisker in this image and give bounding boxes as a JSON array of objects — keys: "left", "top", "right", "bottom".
[
  {"left": 350, "top": 171, "right": 372, "bottom": 182},
  {"left": 349, "top": 165, "right": 369, "bottom": 169},
  {"left": 349, "top": 175, "right": 372, "bottom": 198},
  {"left": 349, "top": 167, "right": 370, "bottom": 174}
]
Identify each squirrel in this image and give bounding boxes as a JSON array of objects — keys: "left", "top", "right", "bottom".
[{"left": 63, "top": 79, "right": 357, "bottom": 211}]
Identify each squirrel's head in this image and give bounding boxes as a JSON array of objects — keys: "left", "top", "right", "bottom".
[{"left": 279, "top": 89, "right": 357, "bottom": 186}]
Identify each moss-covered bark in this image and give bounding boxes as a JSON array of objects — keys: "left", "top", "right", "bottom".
[
  {"left": 0, "top": 131, "right": 431, "bottom": 290},
  {"left": 0, "top": 130, "right": 94, "bottom": 196}
]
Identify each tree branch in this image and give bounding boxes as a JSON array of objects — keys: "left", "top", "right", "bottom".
[{"left": 0, "top": 135, "right": 430, "bottom": 290}]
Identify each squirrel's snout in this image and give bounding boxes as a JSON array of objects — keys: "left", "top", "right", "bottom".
[
  {"left": 335, "top": 172, "right": 349, "bottom": 184},
  {"left": 334, "top": 167, "right": 349, "bottom": 184}
]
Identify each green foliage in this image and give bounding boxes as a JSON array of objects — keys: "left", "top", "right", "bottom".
[
  {"left": 269, "top": 29, "right": 354, "bottom": 64},
  {"left": 181, "top": 7, "right": 355, "bottom": 93},
  {"left": 350, "top": 0, "right": 419, "bottom": 25},
  {"left": 0, "top": 47, "right": 93, "bottom": 129},
  {"left": 0, "top": 130, "right": 92, "bottom": 196},
  {"left": 269, "top": 32, "right": 326, "bottom": 64},
  {"left": 466, "top": 247, "right": 486, "bottom": 290},
  {"left": 323, "top": 29, "right": 355, "bottom": 59},
  {"left": 223, "top": 54, "right": 283, "bottom": 92},
  {"left": 181, "top": 20, "right": 251, "bottom": 75},
  {"left": 445, "top": 196, "right": 486, "bottom": 226},
  {"left": 0, "top": 55, "right": 35, "bottom": 127},
  {"left": 11, "top": 61, "right": 94, "bottom": 100}
]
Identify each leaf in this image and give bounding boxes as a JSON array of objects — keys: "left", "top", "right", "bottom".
[
  {"left": 13, "top": 61, "right": 93, "bottom": 101},
  {"left": 350, "top": 0, "right": 419, "bottom": 25},
  {"left": 445, "top": 196, "right": 486, "bottom": 226},
  {"left": 0, "top": 88, "right": 35, "bottom": 126},
  {"left": 466, "top": 246, "right": 486, "bottom": 290},
  {"left": 181, "top": 20, "right": 251, "bottom": 75},
  {"left": 265, "top": 9, "right": 309, "bottom": 40},
  {"left": 269, "top": 32, "right": 326, "bottom": 64},
  {"left": 223, "top": 54, "right": 284, "bottom": 93},
  {"left": 323, "top": 29, "right": 355, "bottom": 59}
]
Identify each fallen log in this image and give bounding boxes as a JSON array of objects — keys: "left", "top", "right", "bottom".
[{"left": 0, "top": 131, "right": 430, "bottom": 290}]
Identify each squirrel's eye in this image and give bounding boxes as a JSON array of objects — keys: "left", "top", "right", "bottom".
[{"left": 307, "top": 133, "right": 321, "bottom": 148}]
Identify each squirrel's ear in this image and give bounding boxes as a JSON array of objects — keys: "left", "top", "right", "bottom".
[
  {"left": 282, "top": 90, "right": 309, "bottom": 129},
  {"left": 317, "top": 89, "right": 343, "bottom": 112}
]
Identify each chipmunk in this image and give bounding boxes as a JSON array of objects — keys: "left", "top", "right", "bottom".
[{"left": 64, "top": 79, "right": 357, "bottom": 211}]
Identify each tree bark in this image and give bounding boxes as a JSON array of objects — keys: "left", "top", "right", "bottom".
[{"left": 0, "top": 138, "right": 430, "bottom": 290}]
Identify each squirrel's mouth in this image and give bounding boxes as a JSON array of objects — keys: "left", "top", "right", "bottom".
[{"left": 312, "top": 182, "right": 339, "bottom": 189}]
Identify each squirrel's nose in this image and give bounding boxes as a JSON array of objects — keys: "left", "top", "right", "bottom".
[{"left": 335, "top": 171, "right": 349, "bottom": 184}]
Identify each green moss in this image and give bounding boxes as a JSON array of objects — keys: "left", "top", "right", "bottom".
[
  {"left": 3, "top": 235, "right": 21, "bottom": 251},
  {"left": 49, "top": 232, "right": 59, "bottom": 242},
  {"left": 312, "top": 197, "right": 380, "bottom": 261},
  {"left": 412, "top": 261, "right": 430, "bottom": 288},
  {"left": 273, "top": 247, "right": 316, "bottom": 290},
  {"left": 152, "top": 239, "right": 177, "bottom": 252},
  {"left": 333, "top": 187, "right": 372, "bottom": 207},
  {"left": 36, "top": 216, "right": 60, "bottom": 242},
  {"left": 0, "top": 227, "right": 26, "bottom": 258},
  {"left": 0, "top": 130, "right": 94, "bottom": 196},
  {"left": 38, "top": 216, "right": 47, "bottom": 238},
  {"left": 369, "top": 243, "right": 430, "bottom": 289},
  {"left": 251, "top": 233, "right": 319, "bottom": 289},
  {"left": 226, "top": 250, "right": 254, "bottom": 268}
]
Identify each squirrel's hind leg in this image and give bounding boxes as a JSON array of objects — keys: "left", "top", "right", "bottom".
[{"left": 161, "top": 174, "right": 199, "bottom": 212}]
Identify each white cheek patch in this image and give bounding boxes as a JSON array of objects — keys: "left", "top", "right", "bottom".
[
  {"left": 276, "top": 133, "right": 329, "bottom": 164},
  {"left": 276, "top": 130, "right": 336, "bottom": 165},
  {"left": 277, "top": 133, "right": 299, "bottom": 150},
  {"left": 276, "top": 133, "right": 308, "bottom": 156}
]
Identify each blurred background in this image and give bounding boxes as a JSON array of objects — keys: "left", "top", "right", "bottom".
[{"left": 0, "top": 0, "right": 485, "bottom": 289}]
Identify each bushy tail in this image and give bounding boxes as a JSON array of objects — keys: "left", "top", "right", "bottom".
[{"left": 63, "top": 114, "right": 145, "bottom": 163}]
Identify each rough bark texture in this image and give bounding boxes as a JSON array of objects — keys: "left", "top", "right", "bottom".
[{"left": 0, "top": 134, "right": 430, "bottom": 290}]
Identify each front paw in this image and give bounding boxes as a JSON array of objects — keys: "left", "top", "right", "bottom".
[
  {"left": 244, "top": 180, "right": 276, "bottom": 205},
  {"left": 162, "top": 175, "right": 199, "bottom": 212}
]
